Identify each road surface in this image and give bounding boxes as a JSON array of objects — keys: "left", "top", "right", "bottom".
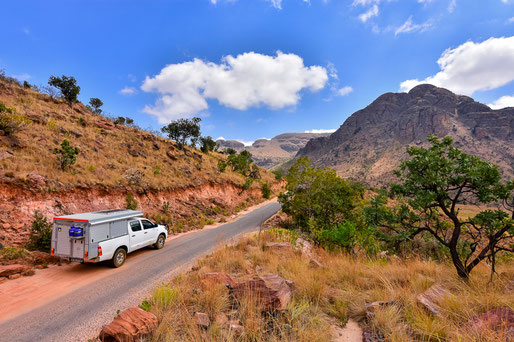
[{"left": 0, "top": 201, "right": 281, "bottom": 342}]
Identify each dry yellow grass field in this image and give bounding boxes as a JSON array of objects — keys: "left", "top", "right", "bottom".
[
  {"left": 0, "top": 80, "right": 275, "bottom": 191},
  {"left": 144, "top": 228, "right": 514, "bottom": 342}
]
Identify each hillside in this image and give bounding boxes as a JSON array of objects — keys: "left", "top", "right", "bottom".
[
  {"left": 295, "top": 84, "right": 514, "bottom": 185},
  {"left": 0, "top": 79, "right": 278, "bottom": 246},
  {"left": 216, "top": 132, "right": 330, "bottom": 169}
]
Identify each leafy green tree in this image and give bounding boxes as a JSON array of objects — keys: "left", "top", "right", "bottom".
[
  {"left": 261, "top": 182, "right": 271, "bottom": 199},
  {"left": 23, "top": 80, "right": 31, "bottom": 89},
  {"left": 53, "top": 139, "right": 80, "bottom": 170},
  {"left": 48, "top": 75, "right": 80, "bottom": 108},
  {"left": 279, "top": 157, "right": 363, "bottom": 235},
  {"left": 223, "top": 148, "right": 237, "bottom": 155},
  {"left": 28, "top": 211, "right": 53, "bottom": 252},
  {"left": 227, "top": 150, "right": 253, "bottom": 176},
  {"left": 272, "top": 169, "right": 284, "bottom": 180},
  {"left": 161, "top": 117, "right": 201, "bottom": 149},
  {"left": 89, "top": 97, "right": 103, "bottom": 114},
  {"left": 200, "top": 136, "right": 216, "bottom": 153},
  {"left": 365, "top": 135, "right": 514, "bottom": 279}
]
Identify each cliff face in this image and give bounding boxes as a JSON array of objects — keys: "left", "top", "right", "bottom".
[
  {"left": 217, "top": 132, "right": 330, "bottom": 169},
  {"left": 296, "top": 84, "right": 514, "bottom": 185}
]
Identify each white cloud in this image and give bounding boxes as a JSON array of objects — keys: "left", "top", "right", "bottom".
[
  {"left": 14, "top": 73, "right": 30, "bottom": 81},
  {"left": 353, "top": 0, "right": 380, "bottom": 5},
  {"left": 448, "top": 0, "right": 457, "bottom": 12},
  {"left": 266, "top": 0, "right": 282, "bottom": 9},
  {"left": 400, "top": 36, "right": 514, "bottom": 95},
  {"left": 337, "top": 86, "right": 353, "bottom": 96},
  {"left": 488, "top": 95, "right": 514, "bottom": 109},
  {"left": 395, "top": 16, "right": 433, "bottom": 35},
  {"left": 508, "top": 17, "right": 514, "bottom": 23},
  {"left": 141, "top": 51, "right": 328, "bottom": 123},
  {"left": 359, "top": 4, "right": 379, "bottom": 22},
  {"left": 119, "top": 86, "right": 137, "bottom": 96},
  {"left": 304, "top": 129, "right": 337, "bottom": 134},
  {"left": 216, "top": 136, "right": 225, "bottom": 141}
]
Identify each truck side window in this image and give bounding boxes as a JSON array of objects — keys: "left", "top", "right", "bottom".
[
  {"left": 142, "top": 220, "right": 157, "bottom": 229},
  {"left": 130, "top": 221, "right": 142, "bottom": 232}
]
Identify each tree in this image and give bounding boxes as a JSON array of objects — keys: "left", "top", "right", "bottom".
[
  {"left": 23, "top": 80, "right": 31, "bottom": 89},
  {"left": 278, "top": 157, "right": 363, "bottom": 235},
  {"left": 53, "top": 139, "right": 80, "bottom": 170},
  {"left": 161, "top": 117, "right": 201, "bottom": 149},
  {"left": 28, "top": 211, "right": 53, "bottom": 252},
  {"left": 0, "top": 103, "right": 30, "bottom": 135},
  {"left": 200, "top": 136, "right": 216, "bottom": 153},
  {"left": 227, "top": 150, "right": 253, "bottom": 176},
  {"left": 365, "top": 135, "right": 514, "bottom": 279},
  {"left": 48, "top": 75, "right": 80, "bottom": 108},
  {"left": 89, "top": 97, "right": 103, "bottom": 114}
]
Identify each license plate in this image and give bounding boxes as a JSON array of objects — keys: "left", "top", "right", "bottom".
[{"left": 70, "top": 258, "right": 83, "bottom": 263}]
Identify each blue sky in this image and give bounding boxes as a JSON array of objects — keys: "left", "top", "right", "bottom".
[{"left": 1, "top": 0, "right": 513, "bottom": 145}]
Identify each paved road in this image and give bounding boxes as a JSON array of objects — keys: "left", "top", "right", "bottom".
[{"left": 0, "top": 201, "right": 280, "bottom": 342}]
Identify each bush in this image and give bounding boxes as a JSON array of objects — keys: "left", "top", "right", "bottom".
[
  {"left": 89, "top": 97, "right": 103, "bottom": 114},
  {"left": 242, "top": 177, "right": 253, "bottom": 190},
  {"left": 23, "top": 80, "right": 31, "bottom": 89},
  {"left": 28, "top": 211, "right": 53, "bottom": 252},
  {"left": 217, "top": 161, "right": 227, "bottom": 172},
  {"left": 318, "top": 221, "right": 378, "bottom": 255},
  {"left": 227, "top": 150, "right": 253, "bottom": 176},
  {"left": 125, "top": 193, "right": 138, "bottom": 210},
  {"left": 261, "top": 183, "right": 271, "bottom": 199},
  {"left": 272, "top": 168, "right": 284, "bottom": 180},
  {"left": 53, "top": 139, "right": 80, "bottom": 170},
  {"left": 200, "top": 136, "right": 216, "bottom": 153},
  {"left": 0, "top": 247, "right": 31, "bottom": 261},
  {"left": 0, "top": 104, "right": 30, "bottom": 135}
]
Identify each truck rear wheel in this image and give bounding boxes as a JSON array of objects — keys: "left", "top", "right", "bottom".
[
  {"left": 154, "top": 234, "right": 166, "bottom": 249},
  {"left": 111, "top": 248, "right": 127, "bottom": 268}
]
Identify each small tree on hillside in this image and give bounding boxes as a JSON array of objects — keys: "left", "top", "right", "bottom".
[
  {"left": 366, "top": 135, "right": 514, "bottom": 279},
  {"left": 53, "top": 139, "right": 80, "bottom": 170},
  {"left": 161, "top": 117, "right": 201, "bottom": 150},
  {"left": 89, "top": 97, "right": 103, "bottom": 114},
  {"left": 48, "top": 75, "right": 80, "bottom": 108},
  {"left": 200, "top": 136, "right": 216, "bottom": 153},
  {"left": 227, "top": 150, "right": 253, "bottom": 176}
]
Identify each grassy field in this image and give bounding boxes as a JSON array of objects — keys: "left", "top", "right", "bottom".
[
  {"left": 0, "top": 80, "right": 275, "bottom": 191},
  {"left": 143, "top": 228, "right": 514, "bottom": 342}
]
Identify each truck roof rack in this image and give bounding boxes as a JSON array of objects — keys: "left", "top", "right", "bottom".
[{"left": 53, "top": 209, "right": 143, "bottom": 225}]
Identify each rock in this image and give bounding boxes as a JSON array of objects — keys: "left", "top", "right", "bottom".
[
  {"left": 0, "top": 264, "right": 30, "bottom": 277},
  {"left": 69, "top": 130, "right": 82, "bottom": 137},
  {"left": 96, "top": 120, "right": 115, "bottom": 130},
  {"left": 285, "top": 279, "right": 296, "bottom": 291},
  {"left": 194, "top": 312, "right": 210, "bottom": 328},
  {"left": 8, "top": 274, "right": 21, "bottom": 280},
  {"left": 202, "top": 272, "right": 236, "bottom": 288},
  {"left": 265, "top": 242, "right": 293, "bottom": 251},
  {"left": 31, "top": 251, "right": 61, "bottom": 265},
  {"left": 467, "top": 307, "right": 514, "bottom": 339},
  {"left": 215, "top": 313, "right": 228, "bottom": 325},
  {"left": 0, "top": 150, "right": 14, "bottom": 160},
  {"left": 27, "top": 172, "right": 47, "bottom": 187},
  {"left": 417, "top": 284, "right": 451, "bottom": 316},
  {"left": 152, "top": 141, "right": 160, "bottom": 150},
  {"left": 128, "top": 150, "right": 139, "bottom": 157},
  {"left": 232, "top": 273, "right": 292, "bottom": 311},
  {"left": 365, "top": 301, "right": 398, "bottom": 318},
  {"left": 99, "top": 307, "right": 158, "bottom": 342},
  {"left": 295, "top": 237, "right": 313, "bottom": 256},
  {"left": 505, "top": 280, "right": 514, "bottom": 292},
  {"left": 309, "top": 258, "right": 323, "bottom": 268},
  {"left": 166, "top": 150, "right": 177, "bottom": 161},
  {"left": 227, "top": 321, "right": 244, "bottom": 335}
]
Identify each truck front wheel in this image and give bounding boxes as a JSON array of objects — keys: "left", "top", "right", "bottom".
[
  {"left": 111, "top": 248, "right": 127, "bottom": 268},
  {"left": 154, "top": 234, "right": 166, "bottom": 249}
]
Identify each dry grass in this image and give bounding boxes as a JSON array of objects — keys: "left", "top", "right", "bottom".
[
  {"left": 145, "top": 229, "right": 514, "bottom": 341},
  {"left": 0, "top": 80, "right": 275, "bottom": 191}
]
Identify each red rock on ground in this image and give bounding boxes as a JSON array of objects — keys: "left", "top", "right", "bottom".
[
  {"left": 265, "top": 242, "right": 293, "bottom": 251},
  {"left": 99, "top": 307, "right": 158, "bottom": 342},
  {"left": 194, "top": 312, "right": 210, "bottom": 328},
  {"left": 0, "top": 264, "right": 30, "bottom": 277},
  {"left": 232, "top": 273, "right": 292, "bottom": 311},
  {"left": 467, "top": 306, "right": 514, "bottom": 340},
  {"left": 202, "top": 272, "right": 236, "bottom": 288},
  {"left": 416, "top": 284, "right": 451, "bottom": 316},
  {"left": 31, "top": 251, "right": 61, "bottom": 265}
]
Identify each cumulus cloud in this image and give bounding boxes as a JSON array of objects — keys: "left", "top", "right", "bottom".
[
  {"left": 395, "top": 16, "right": 433, "bottom": 35},
  {"left": 337, "top": 86, "right": 353, "bottom": 96},
  {"left": 488, "top": 95, "right": 514, "bottom": 109},
  {"left": 304, "top": 128, "right": 337, "bottom": 133},
  {"left": 119, "top": 86, "right": 137, "bottom": 96},
  {"left": 400, "top": 36, "right": 514, "bottom": 95},
  {"left": 141, "top": 51, "right": 328, "bottom": 123},
  {"left": 359, "top": 4, "right": 379, "bottom": 22}
]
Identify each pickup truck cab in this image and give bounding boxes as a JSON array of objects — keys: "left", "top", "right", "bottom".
[{"left": 51, "top": 209, "right": 168, "bottom": 267}]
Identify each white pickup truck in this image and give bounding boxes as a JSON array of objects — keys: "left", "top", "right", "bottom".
[{"left": 51, "top": 209, "right": 168, "bottom": 267}]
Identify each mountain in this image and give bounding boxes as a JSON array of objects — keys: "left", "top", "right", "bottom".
[
  {"left": 0, "top": 78, "right": 278, "bottom": 247},
  {"left": 217, "top": 132, "right": 330, "bottom": 169},
  {"left": 295, "top": 84, "right": 514, "bottom": 185}
]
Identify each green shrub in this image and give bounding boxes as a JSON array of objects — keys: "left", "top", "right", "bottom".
[
  {"left": 152, "top": 286, "right": 178, "bottom": 309},
  {"left": 87, "top": 165, "right": 95, "bottom": 172},
  {"left": 200, "top": 136, "right": 216, "bottom": 153},
  {"left": 0, "top": 247, "right": 31, "bottom": 261},
  {"left": 53, "top": 139, "right": 80, "bottom": 171},
  {"left": 28, "top": 210, "right": 53, "bottom": 252},
  {"left": 125, "top": 193, "right": 138, "bottom": 210},
  {"left": 242, "top": 177, "right": 253, "bottom": 190},
  {"left": 153, "top": 165, "right": 160, "bottom": 176},
  {"left": 272, "top": 168, "right": 284, "bottom": 180},
  {"left": 0, "top": 103, "right": 30, "bottom": 135},
  {"left": 139, "top": 300, "right": 151, "bottom": 312},
  {"left": 261, "top": 182, "right": 271, "bottom": 199},
  {"left": 217, "top": 161, "right": 227, "bottom": 172}
]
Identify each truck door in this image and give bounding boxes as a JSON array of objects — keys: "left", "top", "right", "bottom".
[
  {"left": 128, "top": 220, "right": 145, "bottom": 251},
  {"left": 141, "top": 219, "right": 158, "bottom": 245}
]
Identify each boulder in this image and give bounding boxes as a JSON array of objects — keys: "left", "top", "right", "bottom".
[
  {"left": 227, "top": 321, "right": 244, "bottom": 335},
  {"left": 166, "top": 150, "right": 177, "bottom": 161},
  {"left": 295, "top": 237, "right": 313, "bottom": 256},
  {"left": 0, "top": 264, "right": 30, "bottom": 277},
  {"left": 232, "top": 273, "right": 292, "bottom": 311},
  {"left": 309, "top": 258, "right": 323, "bottom": 268},
  {"left": 31, "top": 251, "right": 61, "bottom": 265},
  {"left": 194, "top": 312, "right": 210, "bottom": 328},
  {"left": 265, "top": 242, "right": 293, "bottom": 251},
  {"left": 8, "top": 274, "right": 21, "bottom": 280},
  {"left": 467, "top": 307, "right": 514, "bottom": 338},
  {"left": 417, "top": 284, "right": 451, "bottom": 316},
  {"left": 201, "top": 272, "right": 236, "bottom": 288},
  {"left": 27, "top": 172, "right": 47, "bottom": 187},
  {"left": 99, "top": 307, "right": 158, "bottom": 342},
  {"left": 0, "top": 150, "right": 13, "bottom": 160}
]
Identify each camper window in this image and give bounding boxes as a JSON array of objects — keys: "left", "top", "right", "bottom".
[{"left": 142, "top": 220, "right": 157, "bottom": 229}]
